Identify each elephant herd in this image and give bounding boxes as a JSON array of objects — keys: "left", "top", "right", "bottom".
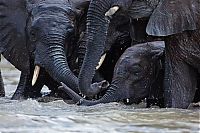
[{"left": 0, "top": 0, "right": 199, "bottom": 109}]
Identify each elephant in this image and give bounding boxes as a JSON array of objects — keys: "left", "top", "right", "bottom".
[
  {"left": 75, "top": 0, "right": 200, "bottom": 108},
  {"left": 59, "top": 41, "right": 165, "bottom": 106},
  {"left": 0, "top": 0, "right": 91, "bottom": 99}
]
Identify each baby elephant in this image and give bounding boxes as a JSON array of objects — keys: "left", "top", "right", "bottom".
[{"left": 60, "top": 41, "right": 165, "bottom": 106}]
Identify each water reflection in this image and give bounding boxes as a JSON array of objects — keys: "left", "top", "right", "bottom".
[{"left": 0, "top": 58, "right": 199, "bottom": 133}]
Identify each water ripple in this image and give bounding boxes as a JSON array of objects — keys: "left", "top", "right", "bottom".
[{"left": 0, "top": 57, "right": 199, "bottom": 133}]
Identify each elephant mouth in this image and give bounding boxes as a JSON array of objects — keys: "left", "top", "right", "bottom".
[{"left": 123, "top": 91, "right": 148, "bottom": 105}]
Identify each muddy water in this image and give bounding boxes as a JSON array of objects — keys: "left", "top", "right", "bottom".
[{"left": 0, "top": 58, "right": 199, "bottom": 133}]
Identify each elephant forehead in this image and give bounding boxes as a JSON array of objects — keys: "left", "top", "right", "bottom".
[
  {"left": 118, "top": 55, "right": 141, "bottom": 68},
  {"left": 36, "top": 0, "right": 71, "bottom": 8},
  {"left": 30, "top": 0, "right": 72, "bottom": 16},
  {"left": 124, "top": 48, "right": 147, "bottom": 59},
  {"left": 38, "top": 3, "right": 71, "bottom": 11},
  {"left": 32, "top": 17, "right": 69, "bottom": 28}
]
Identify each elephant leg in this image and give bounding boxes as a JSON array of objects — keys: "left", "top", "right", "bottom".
[
  {"left": 11, "top": 73, "right": 31, "bottom": 100},
  {"left": 164, "top": 51, "right": 197, "bottom": 109},
  {"left": 0, "top": 56, "right": 5, "bottom": 97},
  {"left": 193, "top": 75, "right": 200, "bottom": 103},
  {"left": 12, "top": 72, "right": 44, "bottom": 100},
  {"left": 147, "top": 66, "right": 165, "bottom": 108},
  {"left": 28, "top": 81, "right": 43, "bottom": 98},
  {"left": 0, "top": 70, "right": 5, "bottom": 97}
]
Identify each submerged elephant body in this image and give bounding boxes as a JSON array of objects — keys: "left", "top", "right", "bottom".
[
  {"left": 60, "top": 41, "right": 165, "bottom": 106},
  {"left": 0, "top": 0, "right": 90, "bottom": 99}
]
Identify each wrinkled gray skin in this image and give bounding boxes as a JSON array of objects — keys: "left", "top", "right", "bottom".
[
  {"left": 0, "top": 0, "right": 91, "bottom": 99},
  {"left": 77, "top": 0, "right": 200, "bottom": 108},
  {"left": 60, "top": 41, "right": 165, "bottom": 106}
]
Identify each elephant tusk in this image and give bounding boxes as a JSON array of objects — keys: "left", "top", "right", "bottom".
[
  {"left": 96, "top": 53, "right": 107, "bottom": 70},
  {"left": 32, "top": 65, "right": 40, "bottom": 86},
  {"left": 75, "top": 58, "right": 78, "bottom": 63},
  {"left": 105, "top": 6, "right": 119, "bottom": 17}
]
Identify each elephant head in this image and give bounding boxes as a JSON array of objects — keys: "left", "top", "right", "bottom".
[
  {"left": 60, "top": 41, "right": 165, "bottom": 106},
  {"left": 0, "top": 0, "right": 90, "bottom": 94}
]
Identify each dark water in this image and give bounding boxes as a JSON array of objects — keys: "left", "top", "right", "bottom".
[{"left": 0, "top": 58, "right": 199, "bottom": 133}]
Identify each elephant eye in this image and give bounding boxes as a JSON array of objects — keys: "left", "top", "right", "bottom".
[
  {"left": 129, "top": 64, "right": 142, "bottom": 75},
  {"left": 29, "top": 29, "right": 37, "bottom": 42}
]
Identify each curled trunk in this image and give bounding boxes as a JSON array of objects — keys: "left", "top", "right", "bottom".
[{"left": 60, "top": 82, "right": 124, "bottom": 106}]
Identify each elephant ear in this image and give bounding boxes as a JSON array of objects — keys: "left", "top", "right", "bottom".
[
  {"left": 0, "top": 0, "right": 30, "bottom": 72},
  {"left": 146, "top": 0, "right": 200, "bottom": 36}
]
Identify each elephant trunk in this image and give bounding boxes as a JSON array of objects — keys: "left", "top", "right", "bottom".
[
  {"left": 35, "top": 34, "right": 79, "bottom": 93},
  {"left": 79, "top": 0, "right": 113, "bottom": 96},
  {"left": 60, "top": 82, "right": 124, "bottom": 106}
]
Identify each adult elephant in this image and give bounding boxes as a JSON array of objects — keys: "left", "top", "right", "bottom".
[
  {"left": 0, "top": 0, "right": 90, "bottom": 99},
  {"left": 77, "top": 0, "right": 200, "bottom": 108}
]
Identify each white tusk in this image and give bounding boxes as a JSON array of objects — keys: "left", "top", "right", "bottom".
[
  {"left": 105, "top": 6, "right": 119, "bottom": 17},
  {"left": 75, "top": 58, "right": 78, "bottom": 63},
  {"left": 32, "top": 65, "right": 40, "bottom": 86},
  {"left": 96, "top": 53, "right": 107, "bottom": 70}
]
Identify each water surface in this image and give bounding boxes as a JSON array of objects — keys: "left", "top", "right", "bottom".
[{"left": 0, "top": 58, "right": 199, "bottom": 133}]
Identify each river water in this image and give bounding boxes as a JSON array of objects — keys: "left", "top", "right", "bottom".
[{"left": 0, "top": 58, "right": 199, "bottom": 133}]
